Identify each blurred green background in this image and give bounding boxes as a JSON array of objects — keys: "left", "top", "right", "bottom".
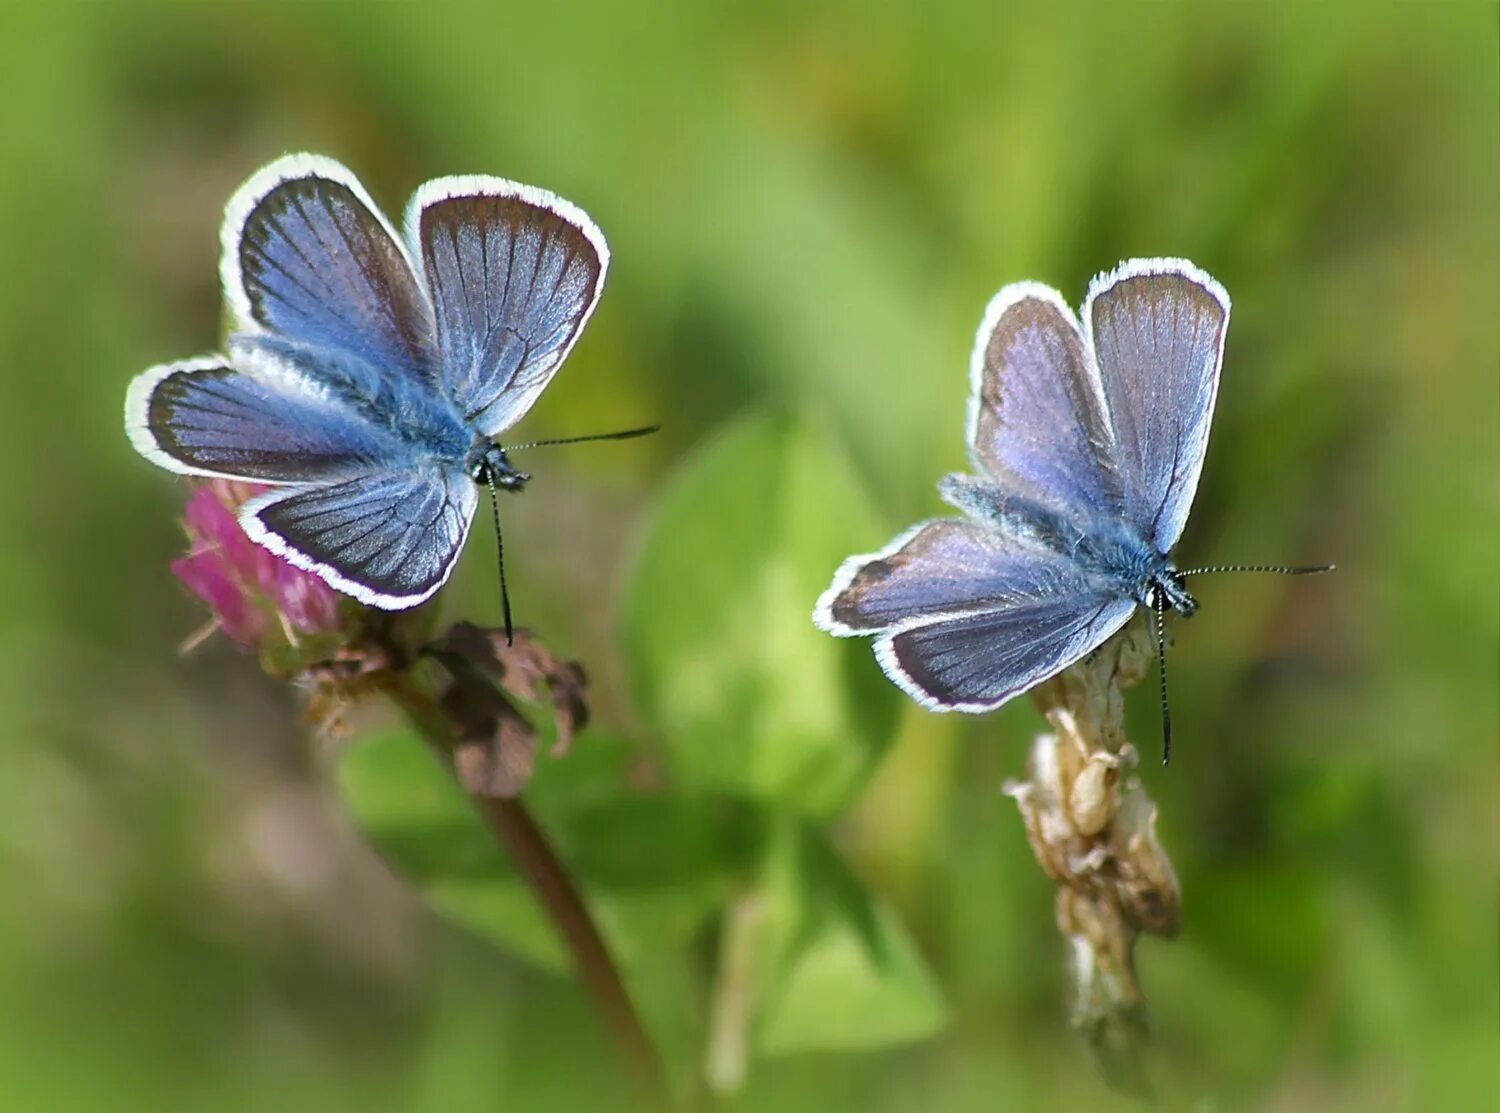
[{"left": 0, "top": 3, "right": 1494, "bottom": 1111}]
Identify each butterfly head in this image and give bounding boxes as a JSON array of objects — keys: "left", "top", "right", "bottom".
[
  {"left": 468, "top": 441, "right": 530, "bottom": 492},
  {"left": 1142, "top": 571, "right": 1198, "bottom": 619}
]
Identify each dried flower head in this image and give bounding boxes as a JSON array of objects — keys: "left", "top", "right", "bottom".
[
  {"left": 1004, "top": 618, "right": 1181, "bottom": 1096},
  {"left": 421, "top": 622, "right": 590, "bottom": 798}
]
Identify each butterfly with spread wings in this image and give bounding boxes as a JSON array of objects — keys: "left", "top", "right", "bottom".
[
  {"left": 126, "top": 154, "right": 649, "bottom": 623},
  {"left": 814, "top": 260, "right": 1329, "bottom": 761}
]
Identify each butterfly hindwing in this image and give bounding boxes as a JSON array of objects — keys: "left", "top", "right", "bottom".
[
  {"left": 241, "top": 467, "right": 478, "bottom": 609},
  {"left": 876, "top": 594, "right": 1136, "bottom": 713},
  {"left": 404, "top": 177, "right": 608, "bottom": 436}
]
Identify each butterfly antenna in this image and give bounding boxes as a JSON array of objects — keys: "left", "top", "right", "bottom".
[
  {"left": 506, "top": 425, "right": 660, "bottom": 451},
  {"left": 1176, "top": 563, "right": 1335, "bottom": 577},
  {"left": 485, "top": 469, "right": 515, "bottom": 645},
  {"left": 1154, "top": 590, "right": 1172, "bottom": 767}
]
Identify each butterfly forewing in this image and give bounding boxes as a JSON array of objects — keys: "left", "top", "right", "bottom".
[
  {"left": 242, "top": 468, "right": 477, "bottom": 609},
  {"left": 406, "top": 178, "right": 608, "bottom": 437},
  {"left": 1085, "top": 260, "right": 1229, "bottom": 553},
  {"left": 819, "top": 517, "right": 1084, "bottom": 635},
  {"left": 815, "top": 512, "right": 1137, "bottom": 712},
  {"left": 969, "top": 285, "right": 1123, "bottom": 518},
  {"left": 126, "top": 356, "right": 400, "bottom": 484},
  {"left": 222, "top": 155, "right": 435, "bottom": 381}
]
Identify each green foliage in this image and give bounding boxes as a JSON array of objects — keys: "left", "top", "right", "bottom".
[
  {"left": 624, "top": 411, "right": 943, "bottom": 1061},
  {"left": 626, "top": 412, "right": 901, "bottom": 816},
  {"left": 755, "top": 821, "right": 946, "bottom": 1054},
  {"left": 338, "top": 727, "right": 739, "bottom": 972},
  {"left": 337, "top": 413, "right": 933, "bottom": 1068}
]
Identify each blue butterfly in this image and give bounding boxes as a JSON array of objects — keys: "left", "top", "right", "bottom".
[
  {"left": 814, "top": 259, "right": 1328, "bottom": 760},
  {"left": 126, "top": 153, "right": 641, "bottom": 620}
]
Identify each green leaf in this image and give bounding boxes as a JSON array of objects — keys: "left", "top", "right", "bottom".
[
  {"left": 336, "top": 727, "right": 740, "bottom": 972},
  {"left": 757, "top": 822, "right": 947, "bottom": 1055},
  {"left": 624, "top": 413, "right": 901, "bottom": 816}
]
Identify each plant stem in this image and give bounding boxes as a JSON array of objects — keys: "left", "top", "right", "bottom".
[
  {"left": 703, "top": 889, "right": 765, "bottom": 1095},
  {"left": 377, "top": 670, "right": 672, "bottom": 1111},
  {"left": 474, "top": 796, "right": 670, "bottom": 1103}
]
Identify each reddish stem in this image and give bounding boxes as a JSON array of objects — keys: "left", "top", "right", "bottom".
[{"left": 378, "top": 671, "right": 672, "bottom": 1110}]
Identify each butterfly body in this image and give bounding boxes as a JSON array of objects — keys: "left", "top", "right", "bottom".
[
  {"left": 126, "top": 154, "right": 609, "bottom": 610},
  {"left": 231, "top": 334, "right": 473, "bottom": 459},
  {"left": 238, "top": 333, "right": 535, "bottom": 495},
  {"left": 941, "top": 470, "right": 1198, "bottom": 613}
]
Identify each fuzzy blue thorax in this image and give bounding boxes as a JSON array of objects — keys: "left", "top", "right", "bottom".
[{"left": 938, "top": 472, "right": 1199, "bottom": 618}]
